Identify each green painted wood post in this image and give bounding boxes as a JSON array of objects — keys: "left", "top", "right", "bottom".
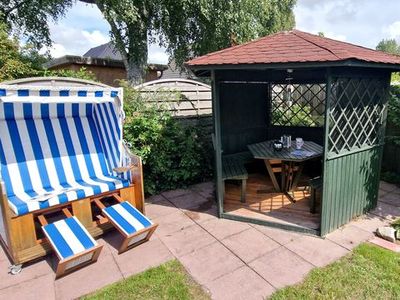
[
  {"left": 320, "top": 69, "right": 332, "bottom": 236},
  {"left": 211, "top": 70, "right": 224, "bottom": 217}
]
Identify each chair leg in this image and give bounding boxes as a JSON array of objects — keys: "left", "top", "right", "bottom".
[
  {"left": 240, "top": 179, "right": 246, "bottom": 203},
  {"left": 310, "top": 187, "right": 316, "bottom": 214}
]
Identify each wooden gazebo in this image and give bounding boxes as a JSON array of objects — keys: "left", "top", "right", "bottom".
[{"left": 186, "top": 30, "right": 400, "bottom": 236}]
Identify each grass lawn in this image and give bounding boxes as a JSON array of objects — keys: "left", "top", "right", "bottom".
[
  {"left": 270, "top": 243, "right": 400, "bottom": 299},
  {"left": 82, "top": 260, "right": 210, "bottom": 300}
]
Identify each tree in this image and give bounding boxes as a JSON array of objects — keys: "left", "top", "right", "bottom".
[
  {"left": 0, "top": 0, "right": 73, "bottom": 48},
  {"left": 376, "top": 39, "right": 400, "bottom": 55},
  {"left": 82, "top": 0, "right": 296, "bottom": 84},
  {"left": 0, "top": 21, "right": 96, "bottom": 82},
  {"left": 3, "top": 0, "right": 296, "bottom": 84},
  {"left": 376, "top": 38, "right": 400, "bottom": 83}
]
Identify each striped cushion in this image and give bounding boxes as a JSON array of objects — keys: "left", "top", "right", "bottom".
[
  {"left": 42, "top": 217, "right": 97, "bottom": 260},
  {"left": 0, "top": 97, "right": 130, "bottom": 216},
  {"left": 102, "top": 202, "right": 153, "bottom": 236}
]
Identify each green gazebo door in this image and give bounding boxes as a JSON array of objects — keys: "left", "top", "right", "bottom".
[{"left": 321, "top": 70, "right": 391, "bottom": 235}]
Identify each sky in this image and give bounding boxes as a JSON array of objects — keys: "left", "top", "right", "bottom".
[{"left": 44, "top": 0, "right": 400, "bottom": 64}]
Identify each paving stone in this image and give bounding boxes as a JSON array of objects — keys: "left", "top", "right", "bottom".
[
  {"left": 379, "top": 193, "right": 400, "bottom": 207},
  {"left": 221, "top": 228, "right": 280, "bottom": 263},
  {"left": 0, "top": 273, "right": 55, "bottom": 300},
  {"left": 0, "top": 256, "right": 54, "bottom": 290},
  {"left": 190, "top": 181, "right": 215, "bottom": 199},
  {"left": 111, "top": 238, "right": 174, "bottom": 278},
  {"left": 249, "top": 246, "right": 314, "bottom": 289},
  {"left": 144, "top": 199, "right": 178, "bottom": 219},
  {"left": 200, "top": 217, "right": 251, "bottom": 240},
  {"left": 183, "top": 203, "right": 218, "bottom": 224},
  {"left": 145, "top": 194, "right": 166, "bottom": 204},
  {"left": 167, "top": 192, "right": 210, "bottom": 210},
  {"left": 379, "top": 181, "right": 398, "bottom": 192},
  {"left": 368, "top": 236, "right": 400, "bottom": 252},
  {"left": 252, "top": 224, "right": 303, "bottom": 245},
  {"left": 351, "top": 214, "right": 390, "bottom": 233},
  {"left": 161, "top": 188, "right": 192, "bottom": 200},
  {"left": 55, "top": 247, "right": 122, "bottom": 300},
  {"left": 370, "top": 201, "right": 400, "bottom": 221},
  {"left": 153, "top": 210, "right": 195, "bottom": 237},
  {"left": 285, "top": 235, "right": 349, "bottom": 267},
  {"left": 205, "top": 266, "right": 275, "bottom": 300},
  {"left": 179, "top": 241, "right": 244, "bottom": 285},
  {"left": 159, "top": 225, "right": 216, "bottom": 257},
  {"left": 326, "top": 225, "right": 373, "bottom": 250},
  {"left": 378, "top": 188, "right": 388, "bottom": 198}
]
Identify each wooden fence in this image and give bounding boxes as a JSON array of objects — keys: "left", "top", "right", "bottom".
[{"left": 135, "top": 78, "right": 212, "bottom": 118}]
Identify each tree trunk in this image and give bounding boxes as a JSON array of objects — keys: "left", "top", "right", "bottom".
[
  {"left": 124, "top": 23, "right": 148, "bottom": 85},
  {"left": 125, "top": 60, "right": 146, "bottom": 85}
]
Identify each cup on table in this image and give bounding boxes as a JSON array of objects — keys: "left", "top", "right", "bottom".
[{"left": 296, "top": 137, "right": 304, "bottom": 150}]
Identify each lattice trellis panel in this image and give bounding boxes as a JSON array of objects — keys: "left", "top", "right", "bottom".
[
  {"left": 271, "top": 84, "right": 326, "bottom": 127},
  {"left": 327, "top": 77, "right": 388, "bottom": 157}
]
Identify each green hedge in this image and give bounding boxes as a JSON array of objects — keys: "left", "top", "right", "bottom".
[{"left": 122, "top": 84, "right": 213, "bottom": 195}]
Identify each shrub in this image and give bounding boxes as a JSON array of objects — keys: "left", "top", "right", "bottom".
[{"left": 122, "top": 83, "right": 213, "bottom": 195}]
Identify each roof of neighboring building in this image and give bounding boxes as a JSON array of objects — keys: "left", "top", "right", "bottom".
[
  {"left": 186, "top": 30, "right": 400, "bottom": 68},
  {"left": 161, "top": 59, "right": 195, "bottom": 79},
  {"left": 83, "top": 42, "right": 123, "bottom": 60},
  {"left": 43, "top": 55, "right": 125, "bottom": 69},
  {"left": 43, "top": 55, "right": 168, "bottom": 71}
]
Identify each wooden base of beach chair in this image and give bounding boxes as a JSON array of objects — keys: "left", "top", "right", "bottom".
[
  {"left": 40, "top": 211, "right": 103, "bottom": 278},
  {"left": 117, "top": 224, "right": 158, "bottom": 254},
  {"left": 98, "top": 200, "right": 158, "bottom": 254},
  {"left": 55, "top": 245, "right": 103, "bottom": 278}
]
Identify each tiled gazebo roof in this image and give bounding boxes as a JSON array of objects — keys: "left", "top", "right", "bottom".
[{"left": 186, "top": 30, "right": 400, "bottom": 67}]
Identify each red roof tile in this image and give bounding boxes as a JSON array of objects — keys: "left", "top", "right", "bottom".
[{"left": 186, "top": 30, "right": 400, "bottom": 67}]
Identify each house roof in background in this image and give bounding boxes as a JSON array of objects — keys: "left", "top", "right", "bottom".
[
  {"left": 83, "top": 42, "right": 123, "bottom": 60},
  {"left": 43, "top": 55, "right": 168, "bottom": 71},
  {"left": 186, "top": 30, "right": 400, "bottom": 69}
]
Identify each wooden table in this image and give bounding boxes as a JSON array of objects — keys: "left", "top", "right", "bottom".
[{"left": 247, "top": 140, "right": 323, "bottom": 201}]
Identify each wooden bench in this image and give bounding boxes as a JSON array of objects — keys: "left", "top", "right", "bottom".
[{"left": 222, "top": 152, "right": 253, "bottom": 203}]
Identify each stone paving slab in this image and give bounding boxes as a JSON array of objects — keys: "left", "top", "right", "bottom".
[
  {"left": 249, "top": 246, "right": 314, "bottom": 289},
  {"left": 252, "top": 224, "right": 303, "bottom": 245},
  {"left": 153, "top": 210, "right": 196, "bottom": 237},
  {"left": 158, "top": 224, "right": 216, "bottom": 257},
  {"left": 0, "top": 273, "right": 55, "bottom": 300},
  {"left": 370, "top": 201, "right": 400, "bottom": 221},
  {"left": 326, "top": 224, "right": 374, "bottom": 250},
  {"left": 0, "top": 181, "right": 398, "bottom": 300},
  {"left": 379, "top": 192, "right": 400, "bottom": 207},
  {"left": 285, "top": 235, "right": 349, "bottom": 267},
  {"left": 205, "top": 265, "right": 275, "bottom": 300},
  {"left": 200, "top": 217, "right": 252, "bottom": 240},
  {"left": 221, "top": 228, "right": 280, "bottom": 263},
  {"left": 179, "top": 241, "right": 244, "bottom": 285}
]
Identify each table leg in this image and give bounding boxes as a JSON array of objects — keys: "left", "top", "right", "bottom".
[{"left": 263, "top": 159, "right": 281, "bottom": 192}]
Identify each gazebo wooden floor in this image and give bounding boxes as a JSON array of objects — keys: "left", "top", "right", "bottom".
[{"left": 223, "top": 173, "right": 320, "bottom": 231}]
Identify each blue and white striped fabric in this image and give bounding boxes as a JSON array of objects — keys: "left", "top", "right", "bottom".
[
  {"left": 102, "top": 201, "right": 153, "bottom": 236},
  {"left": 0, "top": 87, "right": 132, "bottom": 216},
  {"left": 42, "top": 216, "right": 97, "bottom": 260}
]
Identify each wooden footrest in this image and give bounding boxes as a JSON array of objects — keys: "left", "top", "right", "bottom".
[
  {"left": 42, "top": 217, "right": 103, "bottom": 278},
  {"left": 102, "top": 201, "right": 158, "bottom": 253}
]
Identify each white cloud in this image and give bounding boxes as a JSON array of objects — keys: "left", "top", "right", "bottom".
[
  {"left": 148, "top": 44, "right": 169, "bottom": 64},
  {"left": 295, "top": 0, "right": 400, "bottom": 49},
  {"left": 42, "top": 43, "right": 67, "bottom": 58},
  {"left": 81, "top": 30, "right": 109, "bottom": 46},
  {"left": 383, "top": 21, "right": 400, "bottom": 40}
]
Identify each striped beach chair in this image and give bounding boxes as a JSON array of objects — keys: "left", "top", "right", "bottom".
[
  {"left": 102, "top": 201, "right": 158, "bottom": 253},
  {"left": 0, "top": 79, "right": 153, "bottom": 274},
  {"left": 41, "top": 216, "right": 103, "bottom": 278}
]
